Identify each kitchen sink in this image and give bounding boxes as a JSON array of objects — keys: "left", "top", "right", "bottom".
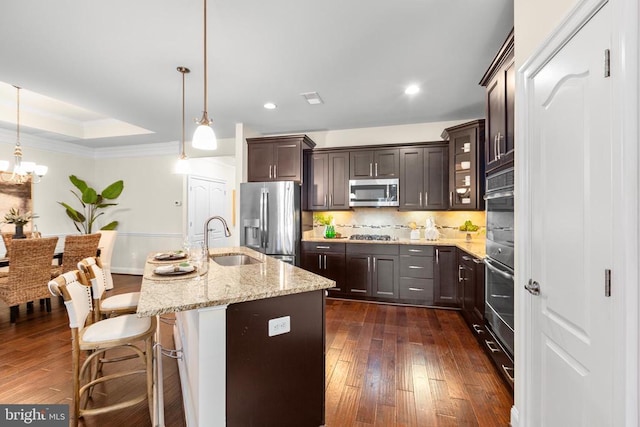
[{"left": 211, "top": 253, "right": 262, "bottom": 266}]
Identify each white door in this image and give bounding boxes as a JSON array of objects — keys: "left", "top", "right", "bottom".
[
  {"left": 188, "top": 176, "right": 227, "bottom": 246},
  {"left": 524, "top": 3, "right": 613, "bottom": 425}
]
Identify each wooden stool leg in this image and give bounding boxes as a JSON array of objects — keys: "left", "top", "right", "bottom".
[{"left": 26, "top": 301, "right": 34, "bottom": 313}]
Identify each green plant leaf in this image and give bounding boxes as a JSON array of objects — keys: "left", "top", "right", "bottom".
[
  {"left": 101, "top": 221, "right": 119, "bottom": 230},
  {"left": 82, "top": 187, "right": 98, "bottom": 204},
  {"left": 69, "top": 175, "right": 88, "bottom": 193},
  {"left": 96, "top": 203, "right": 118, "bottom": 208},
  {"left": 58, "top": 202, "right": 85, "bottom": 222},
  {"left": 102, "top": 180, "right": 124, "bottom": 199}
]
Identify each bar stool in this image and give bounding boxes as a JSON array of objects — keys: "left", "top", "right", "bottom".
[
  {"left": 49, "top": 271, "right": 156, "bottom": 426},
  {"left": 78, "top": 256, "right": 139, "bottom": 322}
]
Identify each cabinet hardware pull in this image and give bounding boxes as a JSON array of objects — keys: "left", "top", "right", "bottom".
[
  {"left": 324, "top": 194, "right": 327, "bottom": 207},
  {"left": 472, "top": 324, "right": 484, "bottom": 334},
  {"left": 375, "top": 163, "right": 378, "bottom": 176},
  {"left": 449, "top": 192, "right": 453, "bottom": 206},
  {"left": 369, "top": 163, "right": 373, "bottom": 177},
  {"left": 269, "top": 165, "right": 272, "bottom": 179},
  {"left": 329, "top": 194, "right": 332, "bottom": 206},
  {"left": 408, "top": 249, "right": 422, "bottom": 253},
  {"left": 274, "top": 164, "right": 277, "bottom": 178},
  {"left": 425, "top": 192, "right": 428, "bottom": 206},
  {"left": 373, "top": 257, "right": 376, "bottom": 273},
  {"left": 462, "top": 255, "right": 472, "bottom": 261},
  {"left": 497, "top": 134, "right": 503, "bottom": 160},
  {"left": 408, "top": 266, "right": 424, "bottom": 269},
  {"left": 458, "top": 265, "right": 464, "bottom": 282},
  {"left": 472, "top": 258, "right": 484, "bottom": 264},
  {"left": 318, "top": 254, "right": 322, "bottom": 270},
  {"left": 419, "top": 192, "right": 422, "bottom": 206},
  {"left": 408, "top": 287, "right": 424, "bottom": 292},
  {"left": 494, "top": 135, "right": 499, "bottom": 161},
  {"left": 351, "top": 289, "right": 367, "bottom": 293},
  {"left": 501, "top": 365, "right": 515, "bottom": 382},
  {"left": 485, "top": 340, "right": 501, "bottom": 353},
  {"left": 435, "top": 248, "right": 439, "bottom": 264},
  {"left": 324, "top": 254, "right": 327, "bottom": 269},
  {"left": 316, "top": 246, "right": 330, "bottom": 249},
  {"left": 367, "top": 256, "right": 370, "bottom": 272}
]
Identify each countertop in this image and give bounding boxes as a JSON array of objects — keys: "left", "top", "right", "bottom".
[
  {"left": 302, "top": 237, "right": 486, "bottom": 259},
  {"left": 137, "top": 246, "right": 336, "bottom": 317}
]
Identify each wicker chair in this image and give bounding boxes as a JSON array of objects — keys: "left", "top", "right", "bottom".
[
  {"left": 1, "top": 232, "right": 34, "bottom": 258},
  {"left": 52, "top": 233, "right": 101, "bottom": 278},
  {"left": 49, "top": 271, "right": 156, "bottom": 427},
  {"left": 0, "top": 237, "right": 58, "bottom": 323},
  {"left": 78, "top": 257, "right": 139, "bottom": 322}
]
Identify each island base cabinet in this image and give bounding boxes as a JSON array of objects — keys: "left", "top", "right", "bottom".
[{"left": 226, "top": 290, "right": 325, "bottom": 427}]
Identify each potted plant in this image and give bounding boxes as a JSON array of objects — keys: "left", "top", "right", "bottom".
[
  {"left": 313, "top": 213, "right": 335, "bottom": 238},
  {"left": 3, "top": 207, "right": 33, "bottom": 239},
  {"left": 59, "top": 175, "right": 124, "bottom": 234}
]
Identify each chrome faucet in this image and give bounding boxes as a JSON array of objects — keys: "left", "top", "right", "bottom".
[{"left": 204, "top": 216, "right": 232, "bottom": 252}]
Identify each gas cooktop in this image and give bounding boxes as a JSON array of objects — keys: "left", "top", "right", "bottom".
[{"left": 349, "top": 234, "right": 392, "bottom": 241}]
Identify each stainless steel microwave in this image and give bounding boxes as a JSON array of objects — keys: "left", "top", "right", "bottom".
[{"left": 349, "top": 178, "right": 399, "bottom": 207}]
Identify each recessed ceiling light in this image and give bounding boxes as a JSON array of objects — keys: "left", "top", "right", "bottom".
[
  {"left": 300, "top": 91, "right": 324, "bottom": 105},
  {"left": 405, "top": 85, "right": 420, "bottom": 95},
  {"left": 264, "top": 102, "right": 277, "bottom": 110}
]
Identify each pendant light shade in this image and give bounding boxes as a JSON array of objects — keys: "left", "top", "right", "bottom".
[
  {"left": 174, "top": 66, "right": 192, "bottom": 175},
  {"left": 193, "top": 0, "right": 217, "bottom": 150}
]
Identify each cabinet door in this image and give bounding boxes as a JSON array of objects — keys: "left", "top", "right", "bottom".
[
  {"left": 434, "top": 246, "right": 458, "bottom": 307},
  {"left": 423, "top": 146, "right": 448, "bottom": 210},
  {"left": 449, "top": 127, "right": 477, "bottom": 209},
  {"left": 373, "top": 149, "right": 399, "bottom": 178},
  {"left": 372, "top": 255, "right": 398, "bottom": 298},
  {"left": 301, "top": 251, "right": 324, "bottom": 276},
  {"left": 349, "top": 150, "right": 374, "bottom": 178},
  {"left": 328, "top": 152, "right": 350, "bottom": 209},
  {"left": 345, "top": 254, "right": 370, "bottom": 295},
  {"left": 502, "top": 56, "right": 515, "bottom": 162},
  {"left": 273, "top": 141, "right": 302, "bottom": 181},
  {"left": 399, "top": 147, "right": 424, "bottom": 209},
  {"left": 324, "top": 252, "right": 346, "bottom": 295},
  {"left": 459, "top": 256, "right": 475, "bottom": 324},
  {"left": 472, "top": 257, "right": 485, "bottom": 323},
  {"left": 308, "top": 153, "right": 329, "bottom": 210},
  {"left": 247, "top": 143, "right": 275, "bottom": 182}
]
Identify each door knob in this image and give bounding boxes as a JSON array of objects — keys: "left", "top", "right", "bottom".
[{"left": 525, "top": 279, "right": 540, "bottom": 295}]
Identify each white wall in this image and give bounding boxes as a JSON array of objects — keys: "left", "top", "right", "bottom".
[{"left": 514, "top": 0, "right": 578, "bottom": 67}]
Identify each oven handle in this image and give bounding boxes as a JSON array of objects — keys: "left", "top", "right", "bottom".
[
  {"left": 483, "top": 190, "right": 514, "bottom": 200},
  {"left": 484, "top": 258, "right": 514, "bottom": 280}
]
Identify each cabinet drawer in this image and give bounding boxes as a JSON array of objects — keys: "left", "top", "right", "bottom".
[
  {"left": 399, "top": 278, "right": 434, "bottom": 302},
  {"left": 399, "top": 256, "right": 433, "bottom": 278},
  {"left": 399, "top": 245, "right": 434, "bottom": 256},
  {"left": 302, "top": 241, "right": 345, "bottom": 253},
  {"left": 346, "top": 243, "right": 399, "bottom": 255}
]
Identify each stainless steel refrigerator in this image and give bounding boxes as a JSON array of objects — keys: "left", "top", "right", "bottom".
[{"left": 240, "top": 181, "right": 301, "bottom": 265}]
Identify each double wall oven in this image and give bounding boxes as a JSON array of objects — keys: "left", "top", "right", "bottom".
[{"left": 484, "top": 167, "right": 515, "bottom": 379}]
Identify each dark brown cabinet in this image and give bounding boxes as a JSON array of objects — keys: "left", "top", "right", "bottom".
[
  {"left": 480, "top": 29, "right": 515, "bottom": 174},
  {"left": 306, "top": 151, "right": 350, "bottom": 210},
  {"left": 458, "top": 249, "right": 486, "bottom": 335},
  {"left": 399, "top": 144, "right": 449, "bottom": 210},
  {"left": 247, "top": 134, "right": 315, "bottom": 182},
  {"left": 444, "top": 120, "right": 485, "bottom": 210},
  {"left": 345, "top": 244, "right": 399, "bottom": 298},
  {"left": 434, "top": 246, "right": 458, "bottom": 307},
  {"left": 399, "top": 245, "right": 435, "bottom": 304},
  {"left": 301, "top": 241, "right": 346, "bottom": 297},
  {"left": 349, "top": 148, "right": 399, "bottom": 179}
]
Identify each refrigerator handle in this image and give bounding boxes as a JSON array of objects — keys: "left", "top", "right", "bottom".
[
  {"left": 259, "top": 191, "right": 265, "bottom": 248},
  {"left": 263, "top": 191, "right": 269, "bottom": 248}
]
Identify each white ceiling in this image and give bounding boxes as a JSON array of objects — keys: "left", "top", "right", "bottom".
[{"left": 0, "top": 0, "right": 513, "bottom": 149}]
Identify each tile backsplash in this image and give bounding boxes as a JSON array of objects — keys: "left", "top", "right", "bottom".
[{"left": 309, "top": 208, "right": 486, "bottom": 240}]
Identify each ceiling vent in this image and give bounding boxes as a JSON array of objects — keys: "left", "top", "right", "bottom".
[{"left": 300, "top": 91, "right": 324, "bottom": 105}]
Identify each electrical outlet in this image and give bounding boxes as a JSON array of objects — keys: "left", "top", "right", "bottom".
[{"left": 268, "top": 316, "right": 290, "bottom": 337}]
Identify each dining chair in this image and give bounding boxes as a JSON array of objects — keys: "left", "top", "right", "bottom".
[
  {"left": 52, "top": 233, "right": 101, "bottom": 278},
  {"left": 97, "top": 230, "right": 117, "bottom": 290},
  {"left": 78, "top": 256, "right": 139, "bottom": 322},
  {"left": 48, "top": 270, "right": 156, "bottom": 427},
  {"left": 0, "top": 237, "right": 58, "bottom": 323},
  {"left": 1, "top": 231, "right": 34, "bottom": 258}
]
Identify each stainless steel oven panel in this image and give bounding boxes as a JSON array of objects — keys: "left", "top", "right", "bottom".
[
  {"left": 486, "top": 239, "right": 514, "bottom": 270},
  {"left": 485, "top": 305, "right": 514, "bottom": 357},
  {"left": 484, "top": 257, "right": 514, "bottom": 357}
]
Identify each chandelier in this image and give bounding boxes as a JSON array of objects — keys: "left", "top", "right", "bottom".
[{"left": 0, "top": 86, "right": 48, "bottom": 183}]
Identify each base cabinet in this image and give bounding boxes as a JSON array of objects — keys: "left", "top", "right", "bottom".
[
  {"left": 458, "top": 250, "right": 485, "bottom": 334},
  {"left": 399, "top": 245, "right": 435, "bottom": 304},
  {"left": 301, "top": 242, "right": 346, "bottom": 297},
  {"left": 345, "top": 244, "right": 399, "bottom": 298},
  {"left": 434, "top": 246, "right": 458, "bottom": 307}
]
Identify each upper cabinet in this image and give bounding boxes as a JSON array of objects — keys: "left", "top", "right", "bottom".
[
  {"left": 247, "top": 134, "right": 316, "bottom": 182},
  {"left": 306, "top": 150, "right": 350, "bottom": 210},
  {"left": 349, "top": 148, "right": 399, "bottom": 179},
  {"left": 480, "top": 29, "right": 515, "bottom": 174},
  {"left": 443, "top": 120, "right": 485, "bottom": 210},
  {"left": 399, "top": 144, "right": 449, "bottom": 210}
]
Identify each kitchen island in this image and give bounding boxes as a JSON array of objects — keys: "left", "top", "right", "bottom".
[{"left": 137, "top": 246, "right": 335, "bottom": 427}]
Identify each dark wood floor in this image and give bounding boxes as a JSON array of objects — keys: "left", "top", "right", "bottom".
[{"left": 0, "top": 275, "right": 512, "bottom": 426}]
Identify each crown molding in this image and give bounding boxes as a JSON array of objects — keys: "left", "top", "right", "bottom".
[
  {"left": 0, "top": 127, "right": 94, "bottom": 157},
  {"left": 93, "top": 141, "right": 178, "bottom": 158}
]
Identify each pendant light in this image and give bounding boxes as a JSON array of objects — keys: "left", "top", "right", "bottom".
[
  {"left": 174, "top": 66, "right": 192, "bottom": 174},
  {"left": 192, "top": 0, "right": 217, "bottom": 150},
  {"left": 0, "top": 86, "right": 48, "bottom": 183}
]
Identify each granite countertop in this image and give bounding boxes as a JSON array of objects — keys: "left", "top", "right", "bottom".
[
  {"left": 302, "top": 236, "right": 486, "bottom": 259},
  {"left": 137, "top": 246, "right": 336, "bottom": 317}
]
